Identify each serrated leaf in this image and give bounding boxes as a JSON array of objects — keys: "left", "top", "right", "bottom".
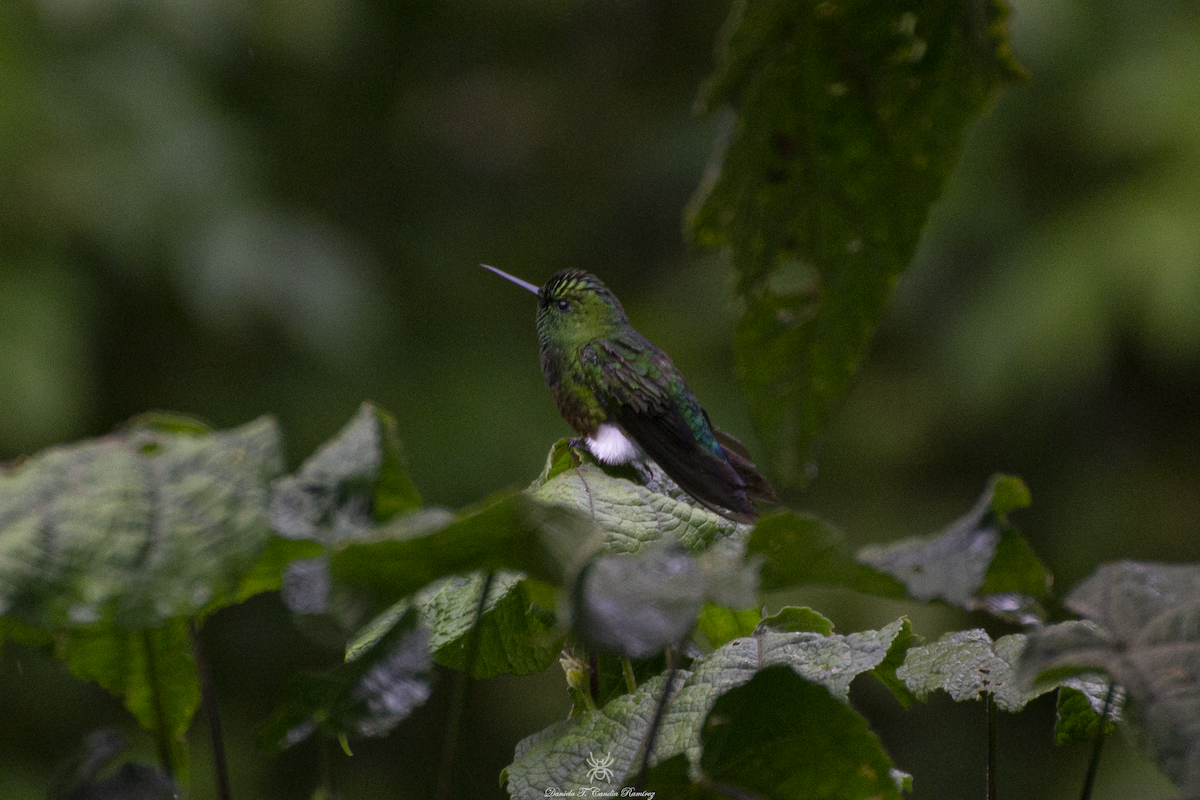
[
  {"left": 58, "top": 619, "right": 199, "bottom": 779},
  {"left": 748, "top": 511, "right": 906, "bottom": 597},
  {"left": 349, "top": 571, "right": 562, "bottom": 679},
  {"left": 1018, "top": 562, "right": 1200, "bottom": 792},
  {"left": 857, "top": 475, "right": 1049, "bottom": 622},
  {"left": 0, "top": 416, "right": 284, "bottom": 629},
  {"left": 898, "top": 628, "right": 1028, "bottom": 711},
  {"left": 572, "top": 543, "right": 760, "bottom": 659},
  {"left": 503, "top": 617, "right": 913, "bottom": 797},
  {"left": 270, "top": 403, "right": 420, "bottom": 546},
  {"left": 260, "top": 606, "right": 431, "bottom": 751},
  {"left": 899, "top": 626, "right": 1115, "bottom": 720},
  {"left": 329, "top": 491, "right": 601, "bottom": 608},
  {"left": 530, "top": 440, "right": 750, "bottom": 555},
  {"left": 689, "top": 0, "right": 1025, "bottom": 485}
]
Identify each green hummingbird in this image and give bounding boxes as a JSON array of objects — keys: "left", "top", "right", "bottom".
[{"left": 483, "top": 264, "right": 776, "bottom": 523}]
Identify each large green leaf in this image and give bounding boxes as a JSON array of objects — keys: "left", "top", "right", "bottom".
[
  {"left": 689, "top": 0, "right": 1025, "bottom": 484},
  {"left": 1018, "top": 562, "right": 1200, "bottom": 792},
  {"left": 0, "top": 415, "right": 285, "bottom": 775},
  {"left": 348, "top": 571, "right": 562, "bottom": 679},
  {"left": 59, "top": 619, "right": 199, "bottom": 779},
  {"left": 329, "top": 491, "right": 601, "bottom": 608},
  {"left": 900, "top": 626, "right": 1119, "bottom": 745},
  {"left": 748, "top": 511, "right": 906, "bottom": 597},
  {"left": 0, "top": 415, "right": 284, "bottom": 629},
  {"left": 648, "top": 665, "right": 905, "bottom": 800},
  {"left": 857, "top": 475, "right": 1049, "bottom": 622},
  {"left": 503, "top": 616, "right": 914, "bottom": 797},
  {"left": 529, "top": 440, "right": 751, "bottom": 554}
]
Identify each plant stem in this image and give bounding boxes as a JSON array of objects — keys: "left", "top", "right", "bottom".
[
  {"left": 589, "top": 650, "right": 601, "bottom": 704},
  {"left": 189, "top": 618, "right": 232, "bottom": 800},
  {"left": 435, "top": 570, "right": 495, "bottom": 800},
  {"left": 142, "top": 629, "right": 174, "bottom": 780},
  {"left": 1080, "top": 682, "right": 1117, "bottom": 800},
  {"left": 634, "top": 646, "right": 680, "bottom": 791},
  {"left": 986, "top": 691, "right": 997, "bottom": 800}
]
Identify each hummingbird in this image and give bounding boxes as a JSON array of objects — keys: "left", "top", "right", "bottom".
[{"left": 483, "top": 264, "right": 776, "bottom": 523}]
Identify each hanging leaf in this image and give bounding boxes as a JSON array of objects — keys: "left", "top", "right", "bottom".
[{"left": 689, "top": 0, "right": 1026, "bottom": 484}]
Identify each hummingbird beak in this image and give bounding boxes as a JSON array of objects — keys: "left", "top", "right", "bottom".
[{"left": 481, "top": 264, "right": 540, "bottom": 295}]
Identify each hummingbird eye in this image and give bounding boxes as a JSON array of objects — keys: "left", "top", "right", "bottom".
[{"left": 557, "top": 299, "right": 570, "bottom": 312}]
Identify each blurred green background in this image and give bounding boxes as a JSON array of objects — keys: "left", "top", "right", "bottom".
[{"left": 1, "top": 0, "right": 1198, "bottom": 797}]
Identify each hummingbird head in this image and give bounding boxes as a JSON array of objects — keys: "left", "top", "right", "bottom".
[
  {"left": 535, "top": 269, "right": 629, "bottom": 348},
  {"left": 481, "top": 264, "right": 629, "bottom": 350}
]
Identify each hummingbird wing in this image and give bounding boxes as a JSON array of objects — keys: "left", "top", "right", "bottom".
[{"left": 585, "top": 338, "right": 761, "bottom": 522}]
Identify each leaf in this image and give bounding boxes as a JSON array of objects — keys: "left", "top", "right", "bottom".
[
  {"left": 689, "top": 0, "right": 1026, "bottom": 484},
  {"left": 349, "top": 571, "right": 562, "bottom": 679},
  {"left": 530, "top": 440, "right": 751, "bottom": 555},
  {"left": 260, "top": 606, "right": 432, "bottom": 751},
  {"left": 329, "top": 490, "right": 601, "bottom": 608},
  {"left": 270, "top": 402, "right": 420, "bottom": 545},
  {"left": 50, "top": 729, "right": 178, "bottom": 800},
  {"left": 755, "top": 606, "right": 833, "bottom": 635},
  {"left": 748, "top": 511, "right": 906, "bottom": 597},
  {"left": 697, "top": 603, "right": 762, "bottom": 649},
  {"left": 59, "top": 620, "right": 199, "bottom": 779},
  {"left": 571, "top": 542, "right": 760, "bottom": 659},
  {"left": 898, "top": 628, "right": 1028, "bottom": 711},
  {"left": 1055, "top": 682, "right": 1119, "bottom": 746},
  {"left": 899, "top": 626, "right": 1116, "bottom": 720},
  {"left": 857, "top": 475, "right": 1049, "bottom": 622},
  {"left": 1018, "top": 562, "right": 1200, "bottom": 793},
  {"left": 698, "top": 665, "right": 903, "bottom": 799},
  {"left": 0, "top": 415, "right": 284, "bottom": 629},
  {"left": 503, "top": 616, "right": 914, "bottom": 796}
]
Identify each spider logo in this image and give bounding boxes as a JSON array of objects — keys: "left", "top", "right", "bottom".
[{"left": 585, "top": 750, "right": 615, "bottom": 783}]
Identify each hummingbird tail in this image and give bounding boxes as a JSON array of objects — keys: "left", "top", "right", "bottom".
[{"left": 715, "top": 430, "right": 779, "bottom": 505}]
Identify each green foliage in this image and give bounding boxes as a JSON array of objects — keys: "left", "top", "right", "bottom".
[
  {"left": 260, "top": 606, "right": 431, "bottom": 751},
  {"left": 3, "top": 0, "right": 1199, "bottom": 797},
  {"left": 530, "top": 440, "right": 750, "bottom": 553},
  {"left": 351, "top": 572, "right": 562, "bottom": 679},
  {"left": 689, "top": 0, "right": 1025, "bottom": 484},
  {"left": 503, "top": 615, "right": 915, "bottom": 797},
  {"left": 647, "top": 666, "right": 906, "bottom": 800},
  {"left": 0, "top": 416, "right": 283, "bottom": 629},
  {"left": 571, "top": 543, "right": 758, "bottom": 658},
  {"left": 1018, "top": 562, "right": 1200, "bottom": 793},
  {"left": 858, "top": 474, "right": 1049, "bottom": 622},
  {"left": 696, "top": 602, "right": 762, "bottom": 649}
]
